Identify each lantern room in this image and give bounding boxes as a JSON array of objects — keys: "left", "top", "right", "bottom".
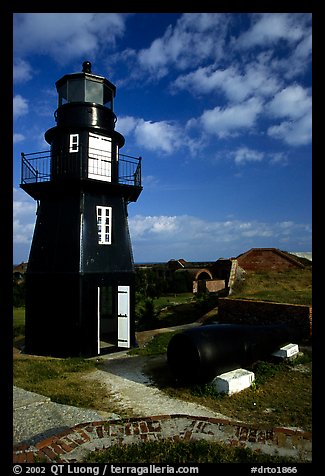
[{"left": 56, "top": 61, "right": 116, "bottom": 109}]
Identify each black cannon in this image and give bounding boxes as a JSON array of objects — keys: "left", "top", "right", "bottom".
[{"left": 167, "top": 323, "right": 297, "bottom": 384}]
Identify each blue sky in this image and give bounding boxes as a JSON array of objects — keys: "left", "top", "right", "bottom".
[{"left": 13, "top": 12, "right": 312, "bottom": 264}]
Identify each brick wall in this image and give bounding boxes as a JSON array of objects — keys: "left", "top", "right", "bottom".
[
  {"left": 218, "top": 298, "right": 312, "bottom": 339},
  {"left": 193, "top": 279, "right": 225, "bottom": 293},
  {"left": 206, "top": 279, "right": 225, "bottom": 293}
]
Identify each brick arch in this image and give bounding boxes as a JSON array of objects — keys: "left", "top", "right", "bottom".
[{"left": 195, "top": 268, "right": 213, "bottom": 280}]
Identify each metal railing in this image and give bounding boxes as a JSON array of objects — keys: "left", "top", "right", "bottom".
[
  {"left": 118, "top": 153, "right": 142, "bottom": 187},
  {"left": 21, "top": 149, "right": 142, "bottom": 187},
  {"left": 21, "top": 151, "right": 51, "bottom": 183}
]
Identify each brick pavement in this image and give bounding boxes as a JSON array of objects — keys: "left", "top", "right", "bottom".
[{"left": 13, "top": 414, "right": 312, "bottom": 463}]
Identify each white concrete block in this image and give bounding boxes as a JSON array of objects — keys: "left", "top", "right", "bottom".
[
  {"left": 272, "top": 343, "right": 299, "bottom": 359},
  {"left": 212, "top": 368, "right": 255, "bottom": 395}
]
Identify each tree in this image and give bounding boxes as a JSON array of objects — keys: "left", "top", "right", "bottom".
[{"left": 13, "top": 281, "right": 26, "bottom": 308}]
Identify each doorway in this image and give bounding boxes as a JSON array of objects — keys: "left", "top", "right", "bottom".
[
  {"left": 97, "top": 285, "right": 115, "bottom": 354},
  {"left": 97, "top": 285, "right": 130, "bottom": 354}
]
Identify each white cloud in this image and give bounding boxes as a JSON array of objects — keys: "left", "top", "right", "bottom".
[
  {"left": 138, "top": 37, "right": 169, "bottom": 78},
  {"left": 13, "top": 58, "right": 33, "bottom": 83},
  {"left": 267, "top": 111, "right": 312, "bottom": 146},
  {"left": 13, "top": 133, "right": 25, "bottom": 144},
  {"left": 131, "top": 215, "right": 179, "bottom": 237},
  {"left": 13, "top": 95, "right": 29, "bottom": 118},
  {"left": 268, "top": 153, "right": 289, "bottom": 166},
  {"left": 267, "top": 30, "right": 312, "bottom": 81},
  {"left": 14, "top": 13, "right": 127, "bottom": 63},
  {"left": 130, "top": 214, "right": 308, "bottom": 241},
  {"left": 136, "top": 13, "right": 228, "bottom": 78},
  {"left": 129, "top": 213, "right": 311, "bottom": 261},
  {"left": 172, "top": 61, "right": 280, "bottom": 103},
  {"left": 267, "top": 85, "right": 311, "bottom": 120},
  {"left": 134, "top": 119, "right": 182, "bottom": 154},
  {"left": 237, "top": 13, "right": 307, "bottom": 49},
  {"left": 266, "top": 85, "right": 312, "bottom": 146},
  {"left": 13, "top": 188, "right": 36, "bottom": 245},
  {"left": 232, "top": 147, "right": 264, "bottom": 165},
  {"left": 118, "top": 115, "right": 184, "bottom": 155},
  {"left": 116, "top": 116, "right": 138, "bottom": 136},
  {"left": 200, "top": 97, "right": 263, "bottom": 138},
  {"left": 215, "top": 148, "right": 289, "bottom": 167},
  {"left": 294, "top": 32, "right": 312, "bottom": 63}
]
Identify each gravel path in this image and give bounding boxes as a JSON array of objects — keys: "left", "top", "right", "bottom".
[{"left": 84, "top": 351, "right": 229, "bottom": 419}]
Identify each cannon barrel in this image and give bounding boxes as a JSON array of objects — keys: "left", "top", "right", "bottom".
[{"left": 167, "top": 323, "right": 296, "bottom": 384}]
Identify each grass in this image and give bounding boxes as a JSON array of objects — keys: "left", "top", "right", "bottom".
[
  {"left": 154, "top": 293, "right": 194, "bottom": 309},
  {"left": 13, "top": 307, "right": 25, "bottom": 339},
  {"left": 83, "top": 439, "right": 302, "bottom": 463},
  {"left": 13, "top": 307, "right": 25, "bottom": 325},
  {"left": 13, "top": 354, "right": 106, "bottom": 408},
  {"left": 230, "top": 269, "right": 312, "bottom": 305},
  {"left": 130, "top": 331, "right": 179, "bottom": 356}
]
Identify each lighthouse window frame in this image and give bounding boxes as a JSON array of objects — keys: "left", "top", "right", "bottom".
[
  {"left": 96, "top": 206, "right": 112, "bottom": 245},
  {"left": 88, "top": 132, "right": 112, "bottom": 182},
  {"left": 69, "top": 134, "right": 79, "bottom": 153}
]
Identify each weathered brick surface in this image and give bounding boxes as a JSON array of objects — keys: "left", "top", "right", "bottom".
[
  {"left": 237, "top": 249, "right": 305, "bottom": 272},
  {"left": 13, "top": 414, "right": 312, "bottom": 463}
]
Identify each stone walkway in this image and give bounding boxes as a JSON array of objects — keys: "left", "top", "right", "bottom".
[{"left": 13, "top": 386, "right": 114, "bottom": 447}]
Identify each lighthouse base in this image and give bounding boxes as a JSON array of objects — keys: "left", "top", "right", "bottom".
[{"left": 24, "top": 272, "right": 136, "bottom": 358}]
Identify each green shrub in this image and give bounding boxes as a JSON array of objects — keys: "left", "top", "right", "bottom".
[
  {"left": 136, "top": 298, "right": 160, "bottom": 331},
  {"left": 190, "top": 383, "right": 225, "bottom": 399}
]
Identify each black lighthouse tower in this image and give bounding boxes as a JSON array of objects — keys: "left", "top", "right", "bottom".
[{"left": 20, "top": 62, "right": 142, "bottom": 357}]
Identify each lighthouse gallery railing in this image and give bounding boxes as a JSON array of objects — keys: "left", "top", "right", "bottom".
[{"left": 21, "top": 148, "right": 142, "bottom": 187}]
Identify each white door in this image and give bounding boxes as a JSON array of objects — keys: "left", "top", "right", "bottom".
[
  {"left": 88, "top": 132, "right": 112, "bottom": 182},
  {"left": 117, "top": 285, "right": 130, "bottom": 348}
]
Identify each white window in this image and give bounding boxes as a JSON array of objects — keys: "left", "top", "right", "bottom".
[
  {"left": 88, "top": 133, "right": 112, "bottom": 181},
  {"left": 69, "top": 134, "right": 79, "bottom": 153},
  {"left": 96, "top": 206, "right": 112, "bottom": 244}
]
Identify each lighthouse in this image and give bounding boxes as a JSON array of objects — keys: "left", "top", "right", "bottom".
[{"left": 20, "top": 61, "right": 142, "bottom": 357}]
